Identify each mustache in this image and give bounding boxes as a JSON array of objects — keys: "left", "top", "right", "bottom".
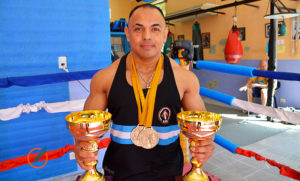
[{"left": 140, "top": 40, "right": 154, "bottom": 45}]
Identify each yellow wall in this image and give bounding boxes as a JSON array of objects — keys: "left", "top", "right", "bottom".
[
  {"left": 167, "top": 0, "right": 218, "bottom": 14},
  {"left": 166, "top": 0, "right": 300, "bottom": 60},
  {"left": 109, "top": 0, "right": 132, "bottom": 22},
  {"left": 109, "top": 0, "right": 148, "bottom": 22},
  {"left": 131, "top": 0, "right": 147, "bottom": 9}
]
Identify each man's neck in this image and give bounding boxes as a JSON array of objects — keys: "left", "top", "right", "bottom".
[{"left": 131, "top": 53, "right": 161, "bottom": 73}]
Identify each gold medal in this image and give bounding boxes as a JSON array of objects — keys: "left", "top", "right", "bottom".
[
  {"left": 130, "top": 125, "right": 144, "bottom": 147},
  {"left": 139, "top": 127, "right": 159, "bottom": 149},
  {"left": 130, "top": 53, "right": 162, "bottom": 149}
]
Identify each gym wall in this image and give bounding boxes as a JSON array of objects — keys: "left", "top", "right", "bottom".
[
  {"left": 110, "top": 0, "right": 132, "bottom": 22},
  {"left": 165, "top": 0, "right": 300, "bottom": 108},
  {"left": 167, "top": 0, "right": 300, "bottom": 60},
  {"left": 0, "top": 0, "right": 110, "bottom": 180}
]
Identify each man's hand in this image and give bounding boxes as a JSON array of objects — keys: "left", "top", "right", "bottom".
[
  {"left": 252, "top": 83, "right": 267, "bottom": 88},
  {"left": 239, "top": 86, "right": 247, "bottom": 92},
  {"left": 74, "top": 139, "right": 99, "bottom": 170},
  {"left": 189, "top": 134, "right": 215, "bottom": 164}
]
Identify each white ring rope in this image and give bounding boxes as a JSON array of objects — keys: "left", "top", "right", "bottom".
[
  {"left": 0, "top": 99, "right": 85, "bottom": 121},
  {"left": 232, "top": 99, "right": 300, "bottom": 124}
]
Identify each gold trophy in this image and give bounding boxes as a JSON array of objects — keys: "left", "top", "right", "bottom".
[
  {"left": 65, "top": 110, "right": 111, "bottom": 181},
  {"left": 177, "top": 111, "right": 222, "bottom": 181}
]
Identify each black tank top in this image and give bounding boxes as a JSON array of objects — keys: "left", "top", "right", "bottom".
[{"left": 104, "top": 54, "right": 183, "bottom": 181}]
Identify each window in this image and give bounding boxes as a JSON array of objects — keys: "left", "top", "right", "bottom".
[{"left": 151, "top": 0, "right": 166, "bottom": 16}]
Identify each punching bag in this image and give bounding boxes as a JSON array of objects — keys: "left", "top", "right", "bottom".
[
  {"left": 163, "top": 31, "right": 173, "bottom": 55},
  {"left": 192, "top": 21, "right": 204, "bottom": 62},
  {"left": 280, "top": 21, "right": 287, "bottom": 36},
  {"left": 224, "top": 25, "right": 243, "bottom": 64}
]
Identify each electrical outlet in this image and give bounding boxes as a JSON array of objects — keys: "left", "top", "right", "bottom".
[
  {"left": 58, "top": 56, "right": 67, "bottom": 70},
  {"left": 69, "top": 152, "right": 75, "bottom": 160},
  {"left": 280, "top": 98, "right": 286, "bottom": 103}
]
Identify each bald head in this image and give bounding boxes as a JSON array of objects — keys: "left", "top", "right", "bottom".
[
  {"left": 129, "top": 4, "right": 165, "bottom": 24},
  {"left": 259, "top": 60, "right": 268, "bottom": 71}
]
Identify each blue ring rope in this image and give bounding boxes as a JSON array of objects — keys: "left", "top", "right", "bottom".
[
  {"left": 214, "top": 134, "right": 239, "bottom": 154},
  {"left": 195, "top": 61, "right": 256, "bottom": 77},
  {"left": 195, "top": 60, "right": 300, "bottom": 81},
  {"left": 200, "top": 87, "right": 236, "bottom": 106},
  {"left": 0, "top": 70, "right": 99, "bottom": 88},
  {"left": 253, "top": 69, "right": 300, "bottom": 81}
]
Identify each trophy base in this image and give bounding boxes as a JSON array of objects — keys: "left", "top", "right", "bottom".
[
  {"left": 183, "top": 168, "right": 209, "bottom": 181},
  {"left": 77, "top": 176, "right": 182, "bottom": 181},
  {"left": 77, "top": 176, "right": 114, "bottom": 181},
  {"left": 76, "top": 169, "right": 105, "bottom": 181},
  {"left": 76, "top": 175, "right": 215, "bottom": 181}
]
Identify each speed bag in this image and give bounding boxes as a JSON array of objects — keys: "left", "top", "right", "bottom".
[{"left": 224, "top": 28, "right": 243, "bottom": 64}]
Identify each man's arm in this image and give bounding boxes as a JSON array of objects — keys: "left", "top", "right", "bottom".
[
  {"left": 181, "top": 71, "right": 214, "bottom": 164},
  {"left": 181, "top": 71, "right": 206, "bottom": 111},
  {"left": 252, "top": 83, "right": 267, "bottom": 88},
  {"left": 84, "top": 70, "right": 108, "bottom": 111},
  {"left": 74, "top": 70, "right": 110, "bottom": 170},
  {"left": 239, "top": 78, "right": 253, "bottom": 91},
  {"left": 74, "top": 61, "right": 119, "bottom": 170},
  {"left": 252, "top": 77, "right": 268, "bottom": 88}
]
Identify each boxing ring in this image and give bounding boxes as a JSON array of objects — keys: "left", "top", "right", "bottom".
[{"left": 0, "top": 61, "right": 300, "bottom": 180}]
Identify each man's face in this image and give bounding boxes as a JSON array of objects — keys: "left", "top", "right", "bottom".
[
  {"left": 125, "top": 7, "right": 168, "bottom": 59},
  {"left": 260, "top": 60, "right": 268, "bottom": 71}
]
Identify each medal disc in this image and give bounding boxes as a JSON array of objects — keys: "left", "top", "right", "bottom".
[
  {"left": 130, "top": 125, "right": 144, "bottom": 147},
  {"left": 139, "top": 127, "right": 159, "bottom": 149}
]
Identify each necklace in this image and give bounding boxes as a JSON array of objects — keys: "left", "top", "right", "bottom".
[{"left": 136, "top": 69, "right": 155, "bottom": 89}]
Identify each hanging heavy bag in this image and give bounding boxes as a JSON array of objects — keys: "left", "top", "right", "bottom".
[
  {"left": 224, "top": 26, "right": 243, "bottom": 64},
  {"left": 280, "top": 21, "right": 287, "bottom": 36},
  {"left": 163, "top": 31, "right": 173, "bottom": 55},
  {"left": 192, "top": 21, "right": 204, "bottom": 62}
]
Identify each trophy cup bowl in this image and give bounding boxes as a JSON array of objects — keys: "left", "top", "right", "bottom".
[
  {"left": 66, "top": 110, "right": 112, "bottom": 181},
  {"left": 177, "top": 111, "right": 222, "bottom": 181}
]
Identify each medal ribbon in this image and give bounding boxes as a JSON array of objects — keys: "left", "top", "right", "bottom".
[{"left": 131, "top": 54, "right": 162, "bottom": 128}]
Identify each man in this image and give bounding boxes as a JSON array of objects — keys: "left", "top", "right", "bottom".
[
  {"left": 74, "top": 4, "right": 214, "bottom": 180},
  {"left": 239, "top": 60, "right": 268, "bottom": 106}
]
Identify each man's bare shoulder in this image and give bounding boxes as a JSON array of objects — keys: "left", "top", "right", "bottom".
[
  {"left": 168, "top": 57, "right": 180, "bottom": 69},
  {"left": 169, "top": 57, "right": 197, "bottom": 80}
]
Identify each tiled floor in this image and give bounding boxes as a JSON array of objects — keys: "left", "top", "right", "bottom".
[
  {"left": 42, "top": 99, "right": 300, "bottom": 181},
  {"left": 203, "top": 124, "right": 300, "bottom": 181},
  {"left": 203, "top": 98, "right": 300, "bottom": 181}
]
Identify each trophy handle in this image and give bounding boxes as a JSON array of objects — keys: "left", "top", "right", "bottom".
[
  {"left": 190, "top": 140, "right": 203, "bottom": 169},
  {"left": 79, "top": 140, "right": 105, "bottom": 181},
  {"left": 81, "top": 140, "right": 99, "bottom": 167},
  {"left": 81, "top": 140, "right": 99, "bottom": 152},
  {"left": 183, "top": 140, "right": 209, "bottom": 181}
]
